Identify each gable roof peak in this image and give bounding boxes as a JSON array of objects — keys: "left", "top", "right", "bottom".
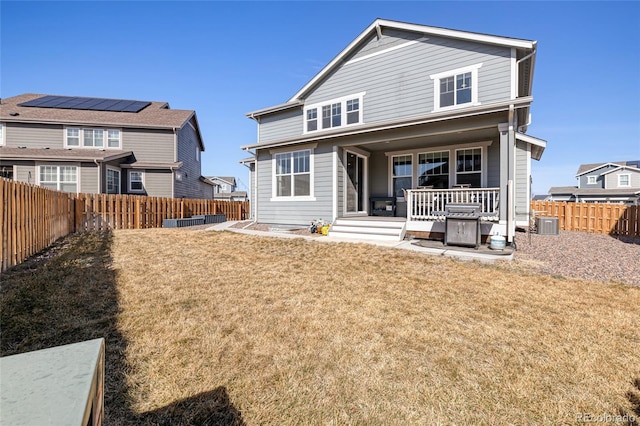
[{"left": 287, "top": 18, "right": 536, "bottom": 102}]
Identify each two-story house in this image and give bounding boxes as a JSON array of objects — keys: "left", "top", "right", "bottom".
[
  {"left": 0, "top": 93, "right": 215, "bottom": 198},
  {"left": 549, "top": 161, "right": 640, "bottom": 204},
  {"left": 206, "top": 176, "right": 237, "bottom": 193},
  {"left": 242, "top": 19, "right": 546, "bottom": 243}
]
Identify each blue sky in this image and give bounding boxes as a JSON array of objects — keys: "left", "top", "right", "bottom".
[{"left": 2, "top": 1, "right": 639, "bottom": 196}]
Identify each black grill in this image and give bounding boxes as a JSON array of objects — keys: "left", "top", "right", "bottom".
[{"left": 444, "top": 203, "right": 481, "bottom": 248}]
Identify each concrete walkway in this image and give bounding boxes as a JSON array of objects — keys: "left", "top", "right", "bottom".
[{"left": 207, "top": 221, "right": 514, "bottom": 263}]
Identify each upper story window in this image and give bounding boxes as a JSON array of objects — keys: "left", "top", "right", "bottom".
[
  {"left": 304, "top": 92, "right": 366, "bottom": 134},
  {"left": 65, "top": 127, "right": 121, "bottom": 149},
  {"left": 618, "top": 174, "right": 630, "bottom": 187},
  {"left": 0, "top": 123, "right": 5, "bottom": 146},
  {"left": 430, "top": 64, "right": 482, "bottom": 112},
  {"left": 587, "top": 176, "right": 597, "bottom": 185}
]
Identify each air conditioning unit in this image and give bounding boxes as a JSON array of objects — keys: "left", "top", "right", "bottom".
[{"left": 536, "top": 216, "right": 559, "bottom": 235}]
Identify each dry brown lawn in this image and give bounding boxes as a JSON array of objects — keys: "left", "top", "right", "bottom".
[{"left": 1, "top": 228, "right": 639, "bottom": 425}]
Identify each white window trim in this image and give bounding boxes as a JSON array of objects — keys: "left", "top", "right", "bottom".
[
  {"left": 430, "top": 63, "right": 482, "bottom": 112},
  {"left": 64, "top": 127, "right": 121, "bottom": 149},
  {"left": 35, "top": 163, "right": 80, "bottom": 194},
  {"left": 618, "top": 174, "right": 631, "bottom": 187},
  {"left": 454, "top": 147, "right": 486, "bottom": 187},
  {"left": 303, "top": 92, "right": 366, "bottom": 134},
  {"left": 106, "top": 166, "right": 121, "bottom": 194},
  {"left": 587, "top": 175, "right": 597, "bottom": 185},
  {"left": 196, "top": 146, "right": 200, "bottom": 162},
  {"left": 270, "top": 145, "right": 316, "bottom": 201},
  {"left": 128, "top": 170, "right": 145, "bottom": 193},
  {"left": 386, "top": 141, "right": 491, "bottom": 194},
  {"left": 390, "top": 154, "right": 414, "bottom": 200},
  {"left": 0, "top": 123, "right": 5, "bottom": 146}
]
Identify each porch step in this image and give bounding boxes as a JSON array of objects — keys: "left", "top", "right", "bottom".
[{"left": 328, "top": 218, "right": 406, "bottom": 242}]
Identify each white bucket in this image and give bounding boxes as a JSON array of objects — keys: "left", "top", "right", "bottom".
[{"left": 489, "top": 234, "right": 506, "bottom": 250}]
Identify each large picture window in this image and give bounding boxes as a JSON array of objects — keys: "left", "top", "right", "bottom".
[
  {"left": 392, "top": 155, "right": 412, "bottom": 198},
  {"left": 39, "top": 165, "right": 78, "bottom": 193},
  {"left": 274, "top": 150, "right": 311, "bottom": 197},
  {"left": 430, "top": 64, "right": 481, "bottom": 111},
  {"left": 304, "top": 92, "right": 365, "bottom": 133}
]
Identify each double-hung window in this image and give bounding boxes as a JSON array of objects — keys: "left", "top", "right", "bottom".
[
  {"left": 304, "top": 92, "right": 365, "bottom": 133},
  {"left": 274, "top": 149, "right": 311, "bottom": 198},
  {"left": 392, "top": 155, "right": 413, "bottom": 198},
  {"left": 430, "top": 64, "right": 481, "bottom": 111},
  {"left": 129, "top": 171, "right": 144, "bottom": 192},
  {"left": 587, "top": 176, "right": 597, "bottom": 185},
  {"left": 39, "top": 165, "right": 78, "bottom": 193},
  {"left": 65, "top": 127, "right": 121, "bottom": 148},
  {"left": 618, "top": 174, "right": 630, "bottom": 187},
  {"left": 84, "top": 129, "right": 104, "bottom": 148},
  {"left": 455, "top": 148, "right": 482, "bottom": 187}
]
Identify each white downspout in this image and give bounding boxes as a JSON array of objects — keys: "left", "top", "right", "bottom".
[{"left": 94, "top": 159, "right": 100, "bottom": 194}]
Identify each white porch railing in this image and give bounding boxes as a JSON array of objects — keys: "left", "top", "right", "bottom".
[{"left": 406, "top": 187, "right": 500, "bottom": 221}]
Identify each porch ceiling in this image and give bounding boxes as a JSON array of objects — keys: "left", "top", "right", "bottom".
[{"left": 341, "top": 122, "right": 500, "bottom": 153}]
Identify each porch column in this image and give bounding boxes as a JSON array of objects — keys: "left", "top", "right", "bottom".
[{"left": 498, "top": 122, "right": 516, "bottom": 241}]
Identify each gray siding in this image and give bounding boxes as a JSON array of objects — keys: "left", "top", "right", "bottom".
[
  {"left": 80, "top": 163, "right": 99, "bottom": 194},
  {"left": 369, "top": 151, "right": 389, "bottom": 197},
  {"left": 578, "top": 165, "right": 613, "bottom": 188},
  {"left": 514, "top": 140, "right": 529, "bottom": 222},
  {"left": 5, "top": 123, "right": 63, "bottom": 148},
  {"left": 122, "top": 128, "right": 174, "bottom": 163},
  {"left": 144, "top": 170, "right": 173, "bottom": 198},
  {"left": 258, "top": 109, "right": 303, "bottom": 144},
  {"left": 605, "top": 169, "right": 640, "bottom": 189},
  {"left": 14, "top": 164, "right": 35, "bottom": 184},
  {"left": 256, "top": 144, "right": 334, "bottom": 226},
  {"left": 348, "top": 29, "right": 424, "bottom": 62},
  {"left": 257, "top": 31, "right": 513, "bottom": 144},
  {"left": 306, "top": 34, "right": 512, "bottom": 123},
  {"left": 486, "top": 141, "right": 500, "bottom": 187},
  {"left": 174, "top": 121, "right": 206, "bottom": 199}
]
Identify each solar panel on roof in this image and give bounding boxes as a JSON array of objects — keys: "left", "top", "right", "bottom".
[{"left": 18, "top": 96, "right": 151, "bottom": 113}]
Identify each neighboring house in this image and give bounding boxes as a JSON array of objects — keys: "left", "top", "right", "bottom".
[
  {"left": 205, "top": 176, "right": 237, "bottom": 193},
  {"left": 242, "top": 19, "right": 546, "bottom": 243},
  {"left": 548, "top": 161, "right": 640, "bottom": 204},
  {"left": 0, "top": 94, "right": 215, "bottom": 199},
  {"left": 531, "top": 194, "right": 550, "bottom": 201},
  {"left": 213, "top": 191, "right": 249, "bottom": 202}
]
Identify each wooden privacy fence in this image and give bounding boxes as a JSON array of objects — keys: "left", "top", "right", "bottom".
[
  {"left": 74, "top": 193, "right": 249, "bottom": 231},
  {"left": 1, "top": 178, "right": 250, "bottom": 272},
  {"left": 1, "top": 178, "right": 75, "bottom": 272},
  {"left": 531, "top": 201, "right": 640, "bottom": 237}
]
